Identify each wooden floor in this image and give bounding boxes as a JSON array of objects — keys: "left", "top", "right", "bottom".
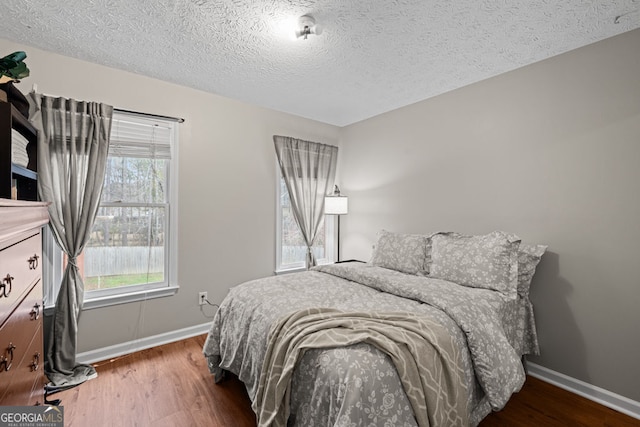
[{"left": 55, "top": 335, "right": 639, "bottom": 427}]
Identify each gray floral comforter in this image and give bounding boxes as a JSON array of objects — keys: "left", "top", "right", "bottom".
[
  {"left": 203, "top": 262, "right": 527, "bottom": 426},
  {"left": 255, "top": 308, "right": 469, "bottom": 427}
]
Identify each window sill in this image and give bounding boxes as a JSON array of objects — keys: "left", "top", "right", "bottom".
[
  {"left": 275, "top": 260, "right": 334, "bottom": 275},
  {"left": 44, "top": 285, "right": 179, "bottom": 315},
  {"left": 275, "top": 266, "right": 306, "bottom": 275}
]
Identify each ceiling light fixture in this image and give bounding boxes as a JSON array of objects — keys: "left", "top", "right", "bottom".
[{"left": 295, "top": 15, "right": 322, "bottom": 40}]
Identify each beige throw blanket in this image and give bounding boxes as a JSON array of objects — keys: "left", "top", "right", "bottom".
[{"left": 254, "top": 308, "right": 470, "bottom": 427}]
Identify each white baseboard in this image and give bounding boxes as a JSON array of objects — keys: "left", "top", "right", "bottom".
[
  {"left": 76, "top": 323, "right": 211, "bottom": 365},
  {"left": 526, "top": 362, "right": 640, "bottom": 420}
]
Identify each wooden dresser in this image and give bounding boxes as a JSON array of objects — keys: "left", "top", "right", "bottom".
[{"left": 0, "top": 199, "right": 49, "bottom": 406}]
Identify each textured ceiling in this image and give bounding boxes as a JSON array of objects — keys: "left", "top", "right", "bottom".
[{"left": 3, "top": 0, "right": 640, "bottom": 126}]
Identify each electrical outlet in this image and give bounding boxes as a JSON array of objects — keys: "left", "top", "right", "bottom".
[{"left": 198, "top": 291, "right": 207, "bottom": 306}]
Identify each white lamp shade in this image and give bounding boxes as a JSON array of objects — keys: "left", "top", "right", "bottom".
[{"left": 324, "top": 196, "right": 348, "bottom": 215}]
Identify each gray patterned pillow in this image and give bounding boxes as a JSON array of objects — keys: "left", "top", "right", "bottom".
[
  {"left": 516, "top": 243, "right": 547, "bottom": 297},
  {"left": 430, "top": 231, "right": 520, "bottom": 297},
  {"left": 370, "top": 230, "right": 429, "bottom": 275}
]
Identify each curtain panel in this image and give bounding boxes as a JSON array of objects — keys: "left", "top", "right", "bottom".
[
  {"left": 273, "top": 135, "right": 338, "bottom": 268},
  {"left": 28, "top": 93, "right": 113, "bottom": 393}
]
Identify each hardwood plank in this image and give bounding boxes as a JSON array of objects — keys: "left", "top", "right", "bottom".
[
  {"left": 480, "top": 376, "right": 640, "bottom": 427},
  {"left": 56, "top": 335, "right": 255, "bottom": 427},
  {"left": 54, "top": 335, "right": 639, "bottom": 426}
]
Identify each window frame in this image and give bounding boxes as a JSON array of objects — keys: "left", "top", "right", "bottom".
[
  {"left": 43, "top": 110, "right": 179, "bottom": 310},
  {"left": 275, "top": 163, "right": 336, "bottom": 274}
]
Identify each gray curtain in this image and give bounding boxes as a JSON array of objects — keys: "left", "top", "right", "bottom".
[
  {"left": 28, "top": 93, "right": 113, "bottom": 393},
  {"left": 274, "top": 135, "right": 338, "bottom": 268}
]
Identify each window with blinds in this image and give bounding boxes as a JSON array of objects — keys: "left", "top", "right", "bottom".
[
  {"left": 80, "top": 111, "right": 178, "bottom": 306},
  {"left": 43, "top": 110, "right": 180, "bottom": 309},
  {"left": 81, "top": 111, "right": 177, "bottom": 300}
]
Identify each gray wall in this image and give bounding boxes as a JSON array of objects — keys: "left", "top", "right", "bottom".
[{"left": 339, "top": 29, "right": 640, "bottom": 402}]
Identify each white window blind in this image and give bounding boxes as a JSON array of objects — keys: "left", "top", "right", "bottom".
[{"left": 109, "top": 114, "right": 173, "bottom": 159}]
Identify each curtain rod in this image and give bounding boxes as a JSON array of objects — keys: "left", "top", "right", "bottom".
[
  {"left": 30, "top": 84, "right": 185, "bottom": 123},
  {"left": 114, "top": 108, "right": 185, "bottom": 123}
]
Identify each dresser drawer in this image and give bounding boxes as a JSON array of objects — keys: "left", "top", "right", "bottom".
[
  {"left": 0, "top": 200, "right": 48, "bottom": 407},
  {"left": 0, "top": 231, "right": 42, "bottom": 325},
  {"left": 0, "top": 321, "right": 43, "bottom": 406},
  {"left": 0, "top": 280, "right": 43, "bottom": 402}
]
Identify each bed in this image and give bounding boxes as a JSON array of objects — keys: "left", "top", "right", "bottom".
[{"left": 203, "top": 230, "right": 546, "bottom": 426}]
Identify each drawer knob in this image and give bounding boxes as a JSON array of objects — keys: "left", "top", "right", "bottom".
[
  {"left": 30, "top": 352, "right": 40, "bottom": 372},
  {"left": 28, "top": 254, "right": 40, "bottom": 270},
  {"left": 0, "top": 274, "right": 13, "bottom": 298},
  {"left": 0, "top": 343, "right": 16, "bottom": 372},
  {"left": 30, "top": 302, "right": 41, "bottom": 320}
]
